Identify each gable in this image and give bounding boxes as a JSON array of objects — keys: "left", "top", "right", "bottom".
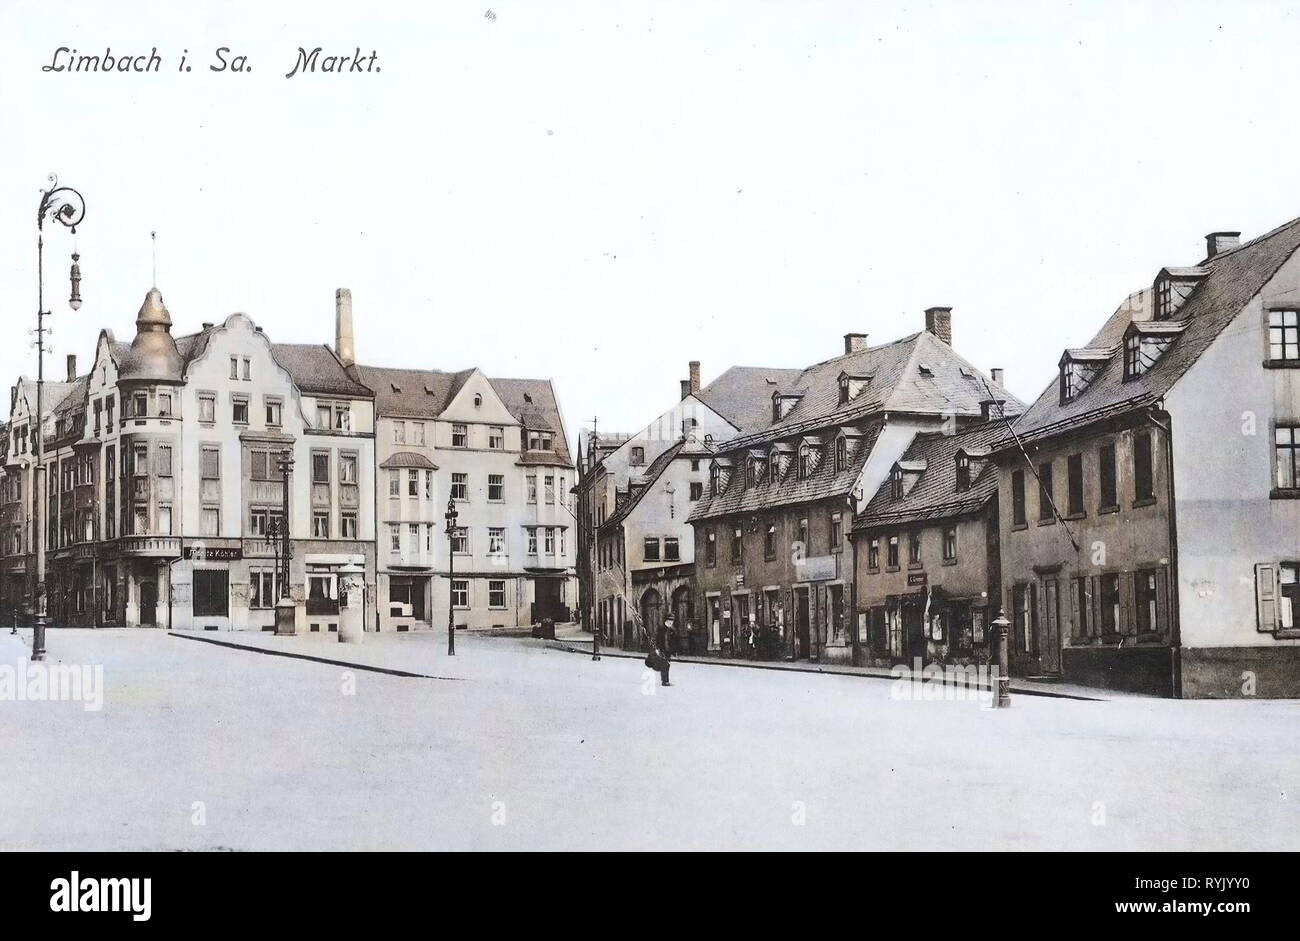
[{"left": 441, "top": 369, "right": 517, "bottom": 424}]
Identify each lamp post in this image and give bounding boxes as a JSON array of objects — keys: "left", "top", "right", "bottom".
[
  {"left": 31, "top": 176, "right": 86, "bottom": 662},
  {"left": 444, "top": 496, "right": 457, "bottom": 656},
  {"left": 989, "top": 609, "right": 1011, "bottom": 708},
  {"left": 273, "top": 450, "right": 295, "bottom": 635}
]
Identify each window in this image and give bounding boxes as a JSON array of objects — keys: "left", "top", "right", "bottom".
[
  {"left": 451, "top": 580, "right": 468, "bottom": 609},
  {"left": 489, "top": 580, "right": 506, "bottom": 609},
  {"left": 1067, "top": 453, "right": 1084, "bottom": 515},
  {"left": 764, "top": 522, "right": 777, "bottom": 560},
  {"left": 886, "top": 535, "right": 899, "bottom": 569},
  {"left": 527, "top": 528, "right": 538, "bottom": 555},
  {"left": 198, "top": 394, "right": 215, "bottom": 424},
  {"left": 689, "top": 482, "right": 703, "bottom": 501},
  {"left": 1011, "top": 470, "right": 1026, "bottom": 526},
  {"left": 1060, "top": 362, "right": 1077, "bottom": 402},
  {"left": 452, "top": 423, "right": 468, "bottom": 448},
  {"left": 705, "top": 530, "right": 717, "bottom": 565},
  {"left": 93, "top": 400, "right": 102, "bottom": 435},
  {"left": 1275, "top": 425, "right": 1300, "bottom": 491},
  {"left": 644, "top": 537, "right": 660, "bottom": 562},
  {"left": 388, "top": 470, "right": 400, "bottom": 497},
  {"left": 1098, "top": 443, "right": 1118, "bottom": 509},
  {"left": 1124, "top": 332, "right": 1144, "bottom": 380},
  {"left": 1013, "top": 583, "right": 1036, "bottom": 654},
  {"left": 201, "top": 507, "right": 219, "bottom": 536},
  {"left": 890, "top": 467, "right": 903, "bottom": 500},
  {"left": 835, "top": 437, "right": 847, "bottom": 473},
  {"left": 664, "top": 537, "right": 679, "bottom": 562},
  {"left": 488, "top": 527, "right": 506, "bottom": 556},
  {"left": 544, "top": 527, "right": 555, "bottom": 554},
  {"left": 1072, "top": 577, "right": 1091, "bottom": 640},
  {"left": 488, "top": 426, "right": 504, "bottom": 450},
  {"left": 797, "top": 517, "right": 809, "bottom": 553},
  {"left": 1268, "top": 310, "right": 1299, "bottom": 362},
  {"left": 559, "top": 528, "right": 566, "bottom": 555},
  {"left": 340, "top": 453, "right": 357, "bottom": 484},
  {"left": 631, "top": 446, "right": 645, "bottom": 466},
  {"left": 527, "top": 474, "right": 537, "bottom": 503},
  {"left": 798, "top": 445, "right": 810, "bottom": 480},
  {"left": 710, "top": 465, "right": 720, "bottom": 496},
  {"left": 158, "top": 392, "right": 172, "bottom": 417},
  {"left": 830, "top": 512, "right": 843, "bottom": 549},
  {"left": 312, "top": 451, "right": 330, "bottom": 484},
  {"left": 408, "top": 469, "right": 419, "bottom": 497},
  {"left": 412, "top": 422, "right": 425, "bottom": 446},
  {"left": 389, "top": 524, "right": 400, "bottom": 551},
  {"left": 1100, "top": 573, "right": 1121, "bottom": 635},
  {"left": 229, "top": 356, "right": 239, "bottom": 380},
  {"left": 1134, "top": 432, "right": 1154, "bottom": 502},
  {"left": 1038, "top": 461, "right": 1054, "bottom": 521},
  {"left": 408, "top": 523, "right": 420, "bottom": 553},
  {"left": 1280, "top": 563, "right": 1299, "bottom": 630},
  {"left": 241, "top": 358, "right": 251, "bottom": 381},
  {"left": 691, "top": 460, "right": 700, "bottom": 471},
  {"left": 451, "top": 526, "right": 469, "bottom": 554},
  {"left": 393, "top": 421, "right": 406, "bottom": 445},
  {"left": 194, "top": 570, "right": 230, "bottom": 618},
  {"left": 545, "top": 475, "right": 555, "bottom": 504},
  {"left": 527, "top": 431, "right": 553, "bottom": 451},
  {"left": 731, "top": 526, "right": 743, "bottom": 563},
  {"left": 956, "top": 454, "right": 970, "bottom": 492},
  {"left": 488, "top": 474, "right": 504, "bottom": 501},
  {"left": 451, "top": 473, "right": 468, "bottom": 501},
  {"left": 232, "top": 396, "right": 249, "bottom": 425},
  {"left": 312, "top": 512, "right": 330, "bottom": 538},
  {"left": 250, "top": 570, "right": 276, "bottom": 609},
  {"left": 424, "top": 470, "right": 433, "bottom": 500},
  {"left": 1135, "top": 569, "right": 1159, "bottom": 634},
  {"left": 340, "top": 512, "right": 357, "bottom": 539},
  {"left": 746, "top": 459, "right": 757, "bottom": 488},
  {"left": 942, "top": 526, "right": 956, "bottom": 562},
  {"left": 158, "top": 504, "right": 172, "bottom": 535},
  {"left": 333, "top": 404, "right": 349, "bottom": 431},
  {"left": 868, "top": 537, "right": 880, "bottom": 569},
  {"left": 908, "top": 532, "right": 921, "bottom": 565}
]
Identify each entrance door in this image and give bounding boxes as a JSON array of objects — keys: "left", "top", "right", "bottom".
[
  {"left": 708, "top": 597, "right": 721, "bottom": 650},
  {"left": 640, "top": 588, "right": 662, "bottom": 649},
  {"left": 795, "top": 588, "right": 811, "bottom": 659},
  {"left": 903, "top": 600, "right": 926, "bottom": 664},
  {"left": 1040, "top": 578, "right": 1062, "bottom": 675},
  {"left": 535, "top": 578, "right": 562, "bottom": 623},
  {"left": 139, "top": 582, "right": 157, "bottom": 627}
]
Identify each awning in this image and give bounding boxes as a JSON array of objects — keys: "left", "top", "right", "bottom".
[{"left": 381, "top": 451, "right": 438, "bottom": 470}]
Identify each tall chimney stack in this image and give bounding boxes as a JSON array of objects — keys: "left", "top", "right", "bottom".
[
  {"left": 844, "top": 333, "right": 868, "bottom": 354},
  {"left": 335, "top": 288, "right": 355, "bottom": 368},
  {"left": 1205, "top": 231, "right": 1240, "bottom": 259},
  {"left": 688, "top": 361, "right": 701, "bottom": 395},
  {"left": 66, "top": 354, "right": 77, "bottom": 382},
  {"left": 990, "top": 367, "right": 1004, "bottom": 386},
  {"left": 924, "top": 307, "right": 953, "bottom": 346}
]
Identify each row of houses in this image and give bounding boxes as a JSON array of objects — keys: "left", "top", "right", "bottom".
[
  {"left": 1, "top": 286, "right": 576, "bottom": 635},
  {"left": 577, "top": 220, "right": 1300, "bottom": 698}
]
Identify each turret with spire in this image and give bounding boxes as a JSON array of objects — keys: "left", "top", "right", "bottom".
[{"left": 118, "top": 287, "right": 184, "bottom": 383}]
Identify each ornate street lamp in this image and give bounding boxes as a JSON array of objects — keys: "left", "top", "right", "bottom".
[
  {"left": 444, "top": 496, "right": 457, "bottom": 656},
  {"left": 273, "top": 450, "right": 295, "bottom": 635},
  {"left": 31, "top": 175, "right": 86, "bottom": 661}
]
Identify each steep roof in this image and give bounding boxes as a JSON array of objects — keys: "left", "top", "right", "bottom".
[
  {"left": 713, "top": 331, "right": 1020, "bottom": 453},
  {"left": 271, "top": 344, "right": 373, "bottom": 398},
  {"left": 354, "top": 365, "right": 475, "bottom": 418},
  {"left": 600, "top": 439, "right": 687, "bottom": 531},
  {"left": 1003, "top": 215, "right": 1300, "bottom": 447},
  {"left": 695, "top": 366, "right": 803, "bottom": 435},
  {"left": 853, "top": 420, "right": 1004, "bottom": 529}
]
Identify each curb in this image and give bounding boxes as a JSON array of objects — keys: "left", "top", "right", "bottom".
[
  {"left": 544, "top": 640, "right": 1104, "bottom": 701},
  {"left": 168, "top": 631, "right": 462, "bottom": 681}
]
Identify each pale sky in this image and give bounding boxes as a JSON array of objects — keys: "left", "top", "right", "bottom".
[{"left": 3, "top": 0, "right": 1299, "bottom": 445}]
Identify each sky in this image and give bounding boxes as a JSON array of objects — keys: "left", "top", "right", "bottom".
[{"left": 2, "top": 0, "right": 1300, "bottom": 446}]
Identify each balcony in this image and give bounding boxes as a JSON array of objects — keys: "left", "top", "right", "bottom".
[{"left": 117, "top": 535, "right": 182, "bottom": 558}]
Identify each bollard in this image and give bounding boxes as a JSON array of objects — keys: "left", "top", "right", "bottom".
[{"left": 989, "top": 609, "right": 1011, "bottom": 708}]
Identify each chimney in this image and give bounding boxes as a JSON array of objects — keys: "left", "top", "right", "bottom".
[
  {"left": 990, "top": 367, "right": 1004, "bottom": 386},
  {"left": 924, "top": 307, "right": 953, "bottom": 346},
  {"left": 844, "top": 333, "right": 868, "bottom": 354},
  {"left": 688, "top": 361, "right": 701, "bottom": 395},
  {"left": 66, "top": 355, "right": 77, "bottom": 382},
  {"left": 1205, "top": 231, "right": 1241, "bottom": 259},
  {"left": 335, "top": 288, "right": 355, "bottom": 368},
  {"left": 680, "top": 379, "right": 691, "bottom": 401},
  {"left": 201, "top": 321, "right": 214, "bottom": 330}
]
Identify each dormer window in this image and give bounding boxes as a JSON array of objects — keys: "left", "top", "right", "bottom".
[
  {"left": 710, "top": 464, "right": 720, "bottom": 496},
  {"left": 1124, "top": 333, "right": 1144, "bottom": 379},
  {"left": 837, "top": 372, "right": 872, "bottom": 406},
  {"left": 798, "top": 445, "right": 811, "bottom": 480},
  {"left": 1060, "top": 362, "right": 1078, "bottom": 402},
  {"left": 772, "top": 392, "right": 802, "bottom": 423},
  {"left": 835, "top": 436, "right": 847, "bottom": 473},
  {"left": 1153, "top": 267, "right": 1209, "bottom": 320},
  {"left": 956, "top": 454, "right": 971, "bottom": 492},
  {"left": 890, "top": 467, "right": 904, "bottom": 500},
  {"left": 746, "top": 458, "right": 757, "bottom": 488},
  {"left": 1123, "top": 321, "right": 1187, "bottom": 381}
]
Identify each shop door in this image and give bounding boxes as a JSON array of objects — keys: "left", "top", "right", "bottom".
[
  {"left": 903, "top": 600, "right": 926, "bottom": 664},
  {"left": 795, "top": 588, "right": 811, "bottom": 659},
  {"left": 139, "top": 582, "right": 157, "bottom": 626}
]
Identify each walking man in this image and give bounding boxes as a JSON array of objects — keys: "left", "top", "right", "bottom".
[{"left": 656, "top": 616, "right": 674, "bottom": 687}]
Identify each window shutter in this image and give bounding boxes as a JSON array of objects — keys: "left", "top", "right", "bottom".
[
  {"left": 1030, "top": 582, "right": 1040, "bottom": 655},
  {"left": 1256, "top": 563, "right": 1280, "bottom": 633},
  {"left": 1120, "top": 572, "right": 1135, "bottom": 636},
  {"left": 1090, "top": 575, "right": 1101, "bottom": 638},
  {"left": 1156, "top": 567, "right": 1170, "bottom": 635},
  {"left": 1069, "top": 578, "right": 1082, "bottom": 642}
]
